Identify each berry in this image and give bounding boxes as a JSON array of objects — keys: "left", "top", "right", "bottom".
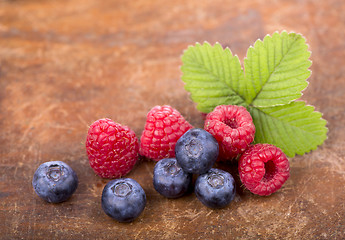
[
  {"left": 195, "top": 168, "right": 236, "bottom": 209},
  {"left": 32, "top": 161, "right": 78, "bottom": 203},
  {"left": 153, "top": 158, "right": 192, "bottom": 198},
  {"left": 140, "top": 105, "right": 193, "bottom": 161},
  {"left": 86, "top": 118, "right": 139, "bottom": 179},
  {"left": 175, "top": 128, "right": 219, "bottom": 174},
  {"left": 204, "top": 105, "right": 255, "bottom": 161},
  {"left": 101, "top": 178, "right": 146, "bottom": 223},
  {"left": 238, "top": 144, "right": 290, "bottom": 196}
]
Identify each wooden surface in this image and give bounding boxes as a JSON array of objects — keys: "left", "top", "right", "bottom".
[{"left": 1, "top": 0, "right": 345, "bottom": 239}]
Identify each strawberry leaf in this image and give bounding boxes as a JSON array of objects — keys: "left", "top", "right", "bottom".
[
  {"left": 181, "top": 42, "right": 246, "bottom": 113},
  {"left": 180, "top": 32, "right": 327, "bottom": 157},
  {"left": 248, "top": 101, "right": 327, "bottom": 157},
  {"left": 244, "top": 32, "right": 311, "bottom": 107}
]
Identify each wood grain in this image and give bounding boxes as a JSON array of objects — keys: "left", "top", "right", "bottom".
[{"left": 1, "top": 0, "right": 344, "bottom": 239}]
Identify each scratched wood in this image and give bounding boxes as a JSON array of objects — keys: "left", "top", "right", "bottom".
[{"left": 0, "top": 0, "right": 345, "bottom": 239}]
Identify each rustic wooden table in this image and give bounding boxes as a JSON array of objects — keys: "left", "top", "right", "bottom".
[{"left": 1, "top": 0, "right": 344, "bottom": 239}]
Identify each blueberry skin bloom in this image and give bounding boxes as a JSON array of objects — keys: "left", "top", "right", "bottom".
[
  {"left": 32, "top": 161, "right": 78, "bottom": 203},
  {"left": 153, "top": 158, "right": 192, "bottom": 198},
  {"left": 175, "top": 128, "right": 219, "bottom": 174},
  {"left": 101, "top": 178, "right": 146, "bottom": 223},
  {"left": 195, "top": 168, "right": 236, "bottom": 209}
]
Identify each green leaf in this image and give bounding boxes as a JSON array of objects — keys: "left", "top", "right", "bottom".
[
  {"left": 249, "top": 101, "right": 327, "bottom": 157},
  {"left": 180, "top": 33, "right": 327, "bottom": 157},
  {"left": 181, "top": 42, "right": 246, "bottom": 113},
  {"left": 244, "top": 31, "right": 311, "bottom": 107}
]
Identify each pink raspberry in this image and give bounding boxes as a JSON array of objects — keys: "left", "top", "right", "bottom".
[
  {"left": 140, "top": 105, "right": 193, "bottom": 161},
  {"left": 238, "top": 144, "right": 290, "bottom": 196},
  {"left": 86, "top": 118, "right": 139, "bottom": 179},
  {"left": 204, "top": 105, "right": 255, "bottom": 161}
]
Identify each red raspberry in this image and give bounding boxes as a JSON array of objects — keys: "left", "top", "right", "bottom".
[
  {"left": 204, "top": 105, "right": 255, "bottom": 161},
  {"left": 86, "top": 118, "right": 139, "bottom": 179},
  {"left": 140, "top": 105, "right": 193, "bottom": 161},
  {"left": 238, "top": 144, "right": 290, "bottom": 196}
]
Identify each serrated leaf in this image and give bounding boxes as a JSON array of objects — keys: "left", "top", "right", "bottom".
[
  {"left": 181, "top": 42, "right": 246, "bottom": 113},
  {"left": 180, "top": 33, "right": 327, "bottom": 157},
  {"left": 244, "top": 31, "right": 311, "bottom": 107},
  {"left": 249, "top": 101, "right": 327, "bottom": 157}
]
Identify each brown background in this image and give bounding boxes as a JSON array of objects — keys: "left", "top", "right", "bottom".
[{"left": 1, "top": 0, "right": 344, "bottom": 239}]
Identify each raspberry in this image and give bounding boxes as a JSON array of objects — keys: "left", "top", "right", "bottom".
[
  {"left": 204, "top": 105, "right": 255, "bottom": 161},
  {"left": 86, "top": 118, "right": 139, "bottom": 179},
  {"left": 238, "top": 144, "right": 290, "bottom": 196},
  {"left": 140, "top": 105, "right": 193, "bottom": 161}
]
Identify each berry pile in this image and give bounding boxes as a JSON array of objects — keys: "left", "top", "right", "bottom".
[
  {"left": 32, "top": 104, "right": 290, "bottom": 223},
  {"left": 154, "top": 127, "right": 236, "bottom": 209}
]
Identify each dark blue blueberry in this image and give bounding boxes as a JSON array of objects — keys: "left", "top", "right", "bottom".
[
  {"left": 175, "top": 128, "right": 219, "bottom": 174},
  {"left": 101, "top": 178, "right": 146, "bottom": 223},
  {"left": 195, "top": 168, "right": 236, "bottom": 208},
  {"left": 153, "top": 158, "right": 192, "bottom": 198},
  {"left": 32, "top": 161, "right": 78, "bottom": 203}
]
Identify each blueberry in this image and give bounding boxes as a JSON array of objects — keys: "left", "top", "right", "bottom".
[
  {"left": 101, "top": 178, "right": 146, "bottom": 223},
  {"left": 175, "top": 128, "right": 219, "bottom": 174},
  {"left": 32, "top": 161, "right": 78, "bottom": 203},
  {"left": 153, "top": 158, "right": 192, "bottom": 198},
  {"left": 195, "top": 168, "right": 236, "bottom": 208}
]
